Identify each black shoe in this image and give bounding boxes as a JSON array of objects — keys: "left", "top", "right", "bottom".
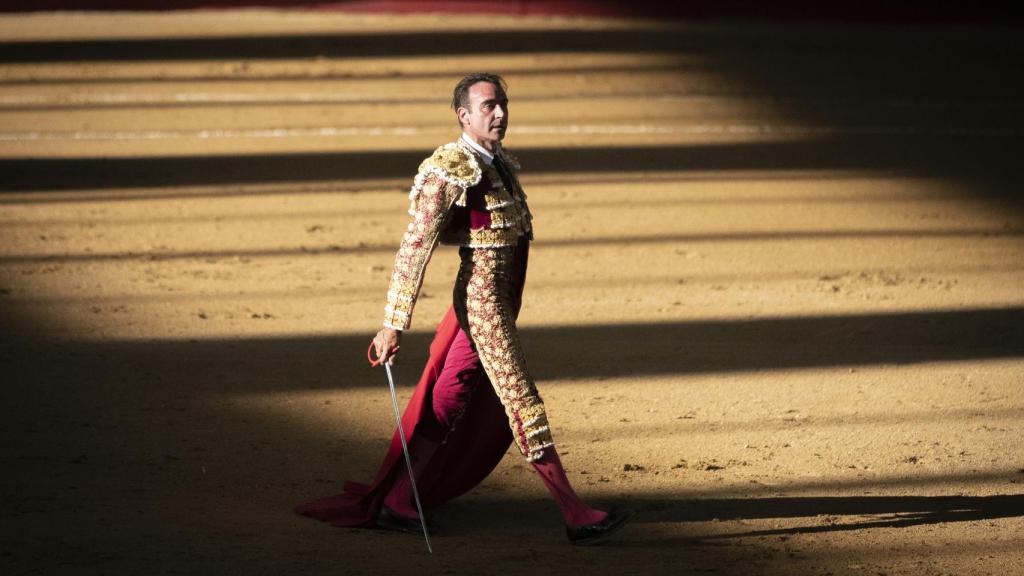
[
  {"left": 376, "top": 505, "right": 426, "bottom": 534},
  {"left": 566, "top": 509, "right": 634, "bottom": 546}
]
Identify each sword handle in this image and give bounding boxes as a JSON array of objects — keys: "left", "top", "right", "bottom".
[{"left": 368, "top": 341, "right": 400, "bottom": 367}]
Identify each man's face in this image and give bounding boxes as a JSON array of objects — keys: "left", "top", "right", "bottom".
[{"left": 458, "top": 81, "right": 508, "bottom": 150}]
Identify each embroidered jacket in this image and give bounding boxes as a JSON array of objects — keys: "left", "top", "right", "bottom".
[{"left": 382, "top": 138, "right": 533, "bottom": 330}]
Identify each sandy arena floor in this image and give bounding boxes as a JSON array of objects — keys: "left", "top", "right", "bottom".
[{"left": 1, "top": 9, "right": 1022, "bottom": 575}]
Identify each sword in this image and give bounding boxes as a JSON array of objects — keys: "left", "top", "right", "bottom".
[{"left": 368, "top": 343, "right": 433, "bottom": 554}]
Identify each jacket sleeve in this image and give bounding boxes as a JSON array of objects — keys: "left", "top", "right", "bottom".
[{"left": 382, "top": 172, "right": 462, "bottom": 330}]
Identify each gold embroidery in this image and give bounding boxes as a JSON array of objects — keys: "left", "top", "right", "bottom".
[
  {"left": 442, "top": 226, "right": 523, "bottom": 248},
  {"left": 408, "top": 141, "right": 481, "bottom": 214},
  {"left": 383, "top": 171, "right": 460, "bottom": 330},
  {"left": 421, "top": 141, "right": 482, "bottom": 187},
  {"left": 484, "top": 186, "right": 514, "bottom": 210},
  {"left": 385, "top": 141, "right": 534, "bottom": 330},
  {"left": 454, "top": 246, "right": 554, "bottom": 460}
]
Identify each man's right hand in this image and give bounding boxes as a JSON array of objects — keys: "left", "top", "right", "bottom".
[{"left": 373, "top": 327, "right": 402, "bottom": 365}]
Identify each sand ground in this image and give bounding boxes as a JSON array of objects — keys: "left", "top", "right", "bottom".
[{"left": 1, "top": 10, "right": 1022, "bottom": 575}]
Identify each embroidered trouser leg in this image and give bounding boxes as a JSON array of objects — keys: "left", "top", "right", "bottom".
[{"left": 454, "top": 245, "right": 554, "bottom": 462}]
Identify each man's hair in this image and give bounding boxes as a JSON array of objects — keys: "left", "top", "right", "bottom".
[{"left": 451, "top": 72, "right": 507, "bottom": 117}]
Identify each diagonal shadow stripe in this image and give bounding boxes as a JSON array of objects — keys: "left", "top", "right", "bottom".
[
  {"left": 0, "top": 27, "right": 865, "bottom": 64},
  {"left": 2, "top": 227, "right": 1021, "bottom": 264},
  {"left": 0, "top": 171, "right": 936, "bottom": 206},
  {"left": 3, "top": 137, "right": 1021, "bottom": 193},
  {"left": 0, "top": 29, "right": 727, "bottom": 63},
  {"left": 1, "top": 24, "right": 1019, "bottom": 64},
  {"left": 4, "top": 307, "right": 1021, "bottom": 390},
  {"left": 0, "top": 62, "right": 703, "bottom": 87}
]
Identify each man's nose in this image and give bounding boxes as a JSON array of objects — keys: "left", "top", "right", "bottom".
[{"left": 494, "top": 105, "right": 506, "bottom": 119}]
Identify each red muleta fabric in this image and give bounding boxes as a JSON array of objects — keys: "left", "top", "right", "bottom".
[{"left": 294, "top": 307, "right": 513, "bottom": 526}]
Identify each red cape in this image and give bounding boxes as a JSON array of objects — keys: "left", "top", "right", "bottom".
[{"left": 294, "top": 306, "right": 513, "bottom": 527}]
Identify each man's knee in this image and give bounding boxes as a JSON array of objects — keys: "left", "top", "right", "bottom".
[
  {"left": 432, "top": 366, "right": 479, "bottom": 427},
  {"left": 430, "top": 328, "right": 483, "bottom": 428}
]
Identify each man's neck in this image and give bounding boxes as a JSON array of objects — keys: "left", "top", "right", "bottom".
[{"left": 461, "top": 132, "right": 500, "bottom": 161}]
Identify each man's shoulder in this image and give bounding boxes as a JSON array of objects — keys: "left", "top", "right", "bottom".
[{"left": 417, "top": 140, "right": 482, "bottom": 189}]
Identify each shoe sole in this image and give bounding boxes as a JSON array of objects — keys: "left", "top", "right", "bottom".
[
  {"left": 376, "top": 508, "right": 433, "bottom": 535},
  {"left": 569, "top": 510, "right": 634, "bottom": 546}
]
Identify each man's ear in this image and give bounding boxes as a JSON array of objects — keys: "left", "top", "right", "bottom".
[{"left": 456, "top": 107, "right": 469, "bottom": 127}]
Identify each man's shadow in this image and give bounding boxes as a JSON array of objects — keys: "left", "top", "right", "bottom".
[
  {"left": 440, "top": 491, "right": 1024, "bottom": 545},
  {"left": 611, "top": 492, "right": 1024, "bottom": 546}
]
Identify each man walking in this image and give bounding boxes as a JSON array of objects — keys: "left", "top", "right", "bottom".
[{"left": 296, "top": 73, "right": 630, "bottom": 546}]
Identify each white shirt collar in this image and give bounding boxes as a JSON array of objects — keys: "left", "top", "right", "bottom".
[{"left": 460, "top": 132, "right": 500, "bottom": 166}]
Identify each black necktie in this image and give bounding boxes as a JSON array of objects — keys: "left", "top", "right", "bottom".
[{"left": 492, "top": 155, "right": 515, "bottom": 191}]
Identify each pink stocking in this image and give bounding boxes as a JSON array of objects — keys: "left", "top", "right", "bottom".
[{"left": 531, "top": 447, "right": 608, "bottom": 527}]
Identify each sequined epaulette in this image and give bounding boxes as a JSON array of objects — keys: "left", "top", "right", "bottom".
[{"left": 408, "top": 141, "right": 482, "bottom": 213}]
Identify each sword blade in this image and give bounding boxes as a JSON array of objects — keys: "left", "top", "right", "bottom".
[{"left": 384, "top": 362, "right": 433, "bottom": 554}]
